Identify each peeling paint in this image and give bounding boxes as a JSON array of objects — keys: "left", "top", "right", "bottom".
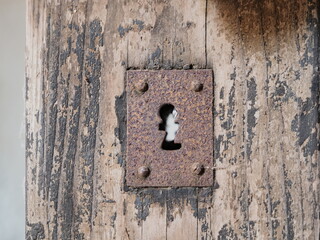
[
  {"left": 26, "top": 222, "right": 45, "bottom": 240},
  {"left": 218, "top": 224, "right": 238, "bottom": 240}
]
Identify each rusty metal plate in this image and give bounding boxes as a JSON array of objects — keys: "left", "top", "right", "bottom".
[{"left": 126, "top": 70, "right": 214, "bottom": 187}]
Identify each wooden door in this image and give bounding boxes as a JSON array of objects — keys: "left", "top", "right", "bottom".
[{"left": 26, "top": 0, "right": 319, "bottom": 239}]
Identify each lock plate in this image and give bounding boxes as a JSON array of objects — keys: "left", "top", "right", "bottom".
[{"left": 126, "top": 70, "right": 214, "bottom": 187}]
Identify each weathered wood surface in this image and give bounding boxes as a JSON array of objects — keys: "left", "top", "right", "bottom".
[{"left": 26, "top": 0, "right": 319, "bottom": 239}]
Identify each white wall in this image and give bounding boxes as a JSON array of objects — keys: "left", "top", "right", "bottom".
[{"left": 0, "top": 0, "right": 25, "bottom": 239}]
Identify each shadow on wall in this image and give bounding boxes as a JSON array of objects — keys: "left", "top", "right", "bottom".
[{"left": 0, "top": 0, "right": 25, "bottom": 240}]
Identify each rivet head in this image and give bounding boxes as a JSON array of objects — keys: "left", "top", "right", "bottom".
[
  {"left": 231, "top": 172, "right": 237, "bottom": 178},
  {"left": 138, "top": 166, "right": 150, "bottom": 178},
  {"left": 192, "top": 163, "right": 205, "bottom": 175},
  {"left": 191, "top": 81, "right": 203, "bottom": 92},
  {"left": 134, "top": 80, "right": 148, "bottom": 93}
]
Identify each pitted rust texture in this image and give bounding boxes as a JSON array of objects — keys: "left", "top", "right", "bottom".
[{"left": 126, "top": 70, "right": 214, "bottom": 187}]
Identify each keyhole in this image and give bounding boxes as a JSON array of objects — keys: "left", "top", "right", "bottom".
[{"left": 158, "top": 104, "right": 182, "bottom": 150}]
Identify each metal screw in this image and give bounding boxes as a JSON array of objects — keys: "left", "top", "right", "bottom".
[
  {"left": 138, "top": 166, "right": 150, "bottom": 178},
  {"left": 231, "top": 172, "right": 238, "bottom": 178},
  {"left": 192, "top": 163, "right": 205, "bottom": 175},
  {"left": 135, "top": 80, "right": 148, "bottom": 93},
  {"left": 191, "top": 81, "right": 203, "bottom": 92},
  {"left": 183, "top": 64, "right": 192, "bottom": 70}
]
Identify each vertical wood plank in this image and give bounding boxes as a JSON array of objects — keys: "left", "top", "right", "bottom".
[
  {"left": 26, "top": 0, "right": 49, "bottom": 239},
  {"left": 205, "top": 0, "right": 319, "bottom": 239},
  {"left": 56, "top": 1, "right": 90, "bottom": 238},
  {"left": 206, "top": 0, "right": 248, "bottom": 238},
  {"left": 123, "top": 1, "right": 208, "bottom": 239}
]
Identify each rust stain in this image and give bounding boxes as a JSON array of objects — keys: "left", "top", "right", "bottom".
[{"left": 126, "top": 70, "right": 214, "bottom": 187}]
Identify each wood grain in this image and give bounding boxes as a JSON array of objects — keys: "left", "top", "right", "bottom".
[{"left": 26, "top": 0, "right": 319, "bottom": 239}]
